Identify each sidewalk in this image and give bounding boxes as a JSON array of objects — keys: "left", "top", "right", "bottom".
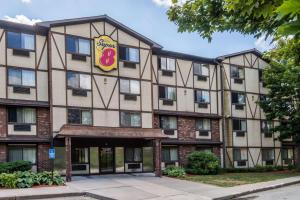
[{"left": 0, "top": 174, "right": 299, "bottom": 200}]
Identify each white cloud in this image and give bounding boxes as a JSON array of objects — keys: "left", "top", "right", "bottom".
[
  {"left": 21, "top": 0, "right": 32, "bottom": 4},
  {"left": 254, "top": 35, "right": 275, "bottom": 52},
  {"left": 152, "top": 0, "right": 187, "bottom": 8},
  {"left": 3, "top": 15, "right": 42, "bottom": 25}
]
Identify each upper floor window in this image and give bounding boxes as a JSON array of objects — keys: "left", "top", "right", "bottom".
[
  {"left": 120, "top": 79, "right": 140, "bottom": 95},
  {"left": 232, "top": 119, "right": 246, "bottom": 132},
  {"left": 160, "top": 116, "right": 177, "bottom": 130},
  {"left": 231, "top": 92, "right": 245, "bottom": 105},
  {"left": 195, "top": 119, "right": 211, "bottom": 131},
  {"left": 7, "top": 32, "right": 34, "bottom": 50},
  {"left": 8, "top": 107, "right": 36, "bottom": 124},
  {"left": 194, "top": 90, "right": 210, "bottom": 103},
  {"left": 67, "top": 109, "right": 92, "bottom": 125},
  {"left": 8, "top": 68, "right": 35, "bottom": 87},
  {"left": 119, "top": 46, "right": 139, "bottom": 62},
  {"left": 120, "top": 112, "right": 141, "bottom": 127},
  {"left": 193, "top": 63, "right": 209, "bottom": 76},
  {"left": 261, "top": 120, "right": 273, "bottom": 137},
  {"left": 231, "top": 66, "right": 244, "bottom": 79},
  {"left": 67, "top": 72, "right": 91, "bottom": 90},
  {"left": 159, "top": 86, "right": 176, "bottom": 101},
  {"left": 159, "top": 57, "right": 175, "bottom": 71},
  {"left": 66, "top": 36, "right": 90, "bottom": 55}
]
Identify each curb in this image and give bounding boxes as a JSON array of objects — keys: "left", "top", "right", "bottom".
[{"left": 213, "top": 179, "right": 300, "bottom": 200}]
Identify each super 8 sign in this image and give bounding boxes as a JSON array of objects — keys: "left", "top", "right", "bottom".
[{"left": 94, "top": 35, "right": 118, "bottom": 72}]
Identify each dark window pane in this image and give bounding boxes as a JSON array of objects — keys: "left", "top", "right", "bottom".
[
  {"left": 159, "top": 86, "right": 165, "bottom": 99},
  {"left": 233, "top": 119, "right": 240, "bottom": 130},
  {"left": 119, "top": 46, "right": 127, "bottom": 60},
  {"left": 125, "top": 148, "right": 134, "bottom": 162},
  {"left": 68, "top": 109, "right": 81, "bottom": 124},
  {"left": 162, "top": 148, "right": 170, "bottom": 162},
  {"left": 7, "top": 32, "right": 21, "bottom": 49},
  {"left": 8, "top": 68, "right": 22, "bottom": 85},
  {"left": 66, "top": 36, "right": 77, "bottom": 53},
  {"left": 231, "top": 93, "right": 238, "bottom": 103},
  {"left": 8, "top": 107, "right": 17, "bottom": 123},
  {"left": 8, "top": 147, "right": 22, "bottom": 162},
  {"left": 121, "top": 112, "right": 130, "bottom": 126}
]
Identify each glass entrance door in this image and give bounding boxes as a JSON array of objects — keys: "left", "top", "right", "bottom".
[{"left": 100, "top": 147, "right": 114, "bottom": 173}]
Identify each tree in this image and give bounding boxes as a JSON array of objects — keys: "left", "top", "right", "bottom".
[
  {"left": 167, "top": 0, "right": 300, "bottom": 166},
  {"left": 167, "top": 0, "right": 300, "bottom": 41}
]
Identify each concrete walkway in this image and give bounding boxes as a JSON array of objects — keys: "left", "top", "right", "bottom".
[{"left": 1, "top": 174, "right": 300, "bottom": 200}]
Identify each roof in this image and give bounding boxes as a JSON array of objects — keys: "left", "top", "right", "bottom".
[
  {"left": 217, "top": 48, "right": 263, "bottom": 59},
  {"left": 0, "top": 20, "right": 48, "bottom": 35},
  {"left": 56, "top": 125, "right": 167, "bottom": 139},
  {"left": 153, "top": 49, "right": 216, "bottom": 64},
  {"left": 37, "top": 15, "right": 162, "bottom": 48}
]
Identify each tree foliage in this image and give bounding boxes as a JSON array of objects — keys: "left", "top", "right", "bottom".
[{"left": 168, "top": 0, "right": 300, "bottom": 41}]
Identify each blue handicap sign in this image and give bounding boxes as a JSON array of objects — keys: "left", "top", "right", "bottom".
[{"left": 49, "top": 148, "right": 55, "bottom": 159}]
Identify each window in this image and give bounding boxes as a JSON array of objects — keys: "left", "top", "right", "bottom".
[
  {"left": 8, "top": 107, "right": 36, "bottom": 124},
  {"left": 7, "top": 32, "right": 35, "bottom": 50},
  {"left": 194, "top": 90, "right": 210, "bottom": 103},
  {"left": 160, "top": 116, "right": 177, "bottom": 130},
  {"left": 231, "top": 92, "right": 245, "bottom": 104},
  {"left": 196, "top": 119, "right": 211, "bottom": 131},
  {"left": 159, "top": 57, "right": 175, "bottom": 71},
  {"left": 162, "top": 147, "right": 178, "bottom": 162},
  {"left": 281, "top": 149, "right": 289, "bottom": 160},
  {"left": 120, "top": 112, "right": 141, "bottom": 127},
  {"left": 262, "top": 149, "right": 275, "bottom": 161},
  {"left": 8, "top": 146, "right": 36, "bottom": 164},
  {"left": 159, "top": 86, "right": 176, "bottom": 100},
  {"left": 67, "top": 109, "right": 92, "bottom": 125},
  {"left": 125, "top": 148, "right": 142, "bottom": 162},
  {"left": 119, "top": 46, "right": 139, "bottom": 62},
  {"left": 231, "top": 66, "right": 244, "bottom": 79},
  {"left": 120, "top": 79, "right": 140, "bottom": 95},
  {"left": 72, "top": 148, "right": 88, "bottom": 164},
  {"left": 66, "top": 36, "right": 90, "bottom": 55},
  {"left": 193, "top": 63, "right": 209, "bottom": 76},
  {"left": 8, "top": 68, "right": 35, "bottom": 87},
  {"left": 233, "top": 149, "right": 247, "bottom": 161},
  {"left": 67, "top": 72, "right": 91, "bottom": 90},
  {"left": 261, "top": 121, "right": 273, "bottom": 136},
  {"left": 232, "top": 119, "right": 246, "bottom": 132}
]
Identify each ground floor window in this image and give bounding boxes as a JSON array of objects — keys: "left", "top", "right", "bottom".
[
  {"left": 162, "top": 147, "right": 178, "bottom": 163},
  {"left": 125, "top": 147, "right": 142, "bottom": 162},
  {"left": 262, "top": 149, "right": 275, "bottom": 165},
  {"left": 8, "top": 145, "right": 36, "bottom": 164}
]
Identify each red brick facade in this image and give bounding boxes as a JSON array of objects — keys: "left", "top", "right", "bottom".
[
  {"left": 178, "top": 117, "right": 196, "bottom": 141},
  {"left": 37, "top": 144, "right": 51, "bottom": 171},
  {"left": 0, "top": 144, "right": 6, "bottom": 162},
  {"left": 37, "top": 108, "right": 51, "bottom": 139},
  {"left": 0, "top": 106, "right": 7, "bottom": 138}
]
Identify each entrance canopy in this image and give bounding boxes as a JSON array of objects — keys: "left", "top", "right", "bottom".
[{"left": 56, "top": 125, "right": 166, "bottom": 139}]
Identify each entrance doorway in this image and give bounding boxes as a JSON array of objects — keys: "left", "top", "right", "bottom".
[{"left": 100, "top": 147, "right": 114, "bottom": 173}]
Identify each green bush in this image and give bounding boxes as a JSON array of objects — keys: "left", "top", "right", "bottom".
[
  {"left": 224, "top": 165, "right": 295, "bottom": 173},
  {"left": 0, "top": 161, "right": 32, "bottom": 173},
  {"left": 163, "top": 166, "right": 186, "bottom": 177},
  {"left": 0, "top": 171, "right": 64, "bottom": 189},
  {"left": 186, "top": 151, "right": 219, "bottom": 175}
]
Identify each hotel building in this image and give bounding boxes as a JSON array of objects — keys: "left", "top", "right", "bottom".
[{"left": 0, "top": 15, "right": 295, "bottom": 181}]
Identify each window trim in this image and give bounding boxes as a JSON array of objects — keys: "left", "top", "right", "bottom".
[
  {"left": 67, "top": 108, "right": 92, "bottom": 125},
  {"left": 7, "top": 67, "right": 36, "bottom": 88},
  {"left": 120, "top": 111, "right": 142, "bottom": 128},
  {"left": 119, "top": 45, "right": 140, "bottom": 63},
  {"left": 66, "top": 71, "right": 91, "bottom": 91},
  {"left": 7, "top": 31, "right": 36, "bottom": 52},
  {"left": 65, "top": 35, "right": 91, "bottom": 56},
  {"left": 119, "top": 78, "right": 141, "bottom": 95}
]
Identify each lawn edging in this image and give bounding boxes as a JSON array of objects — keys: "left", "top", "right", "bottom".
[{"left": 213, "top": 177, "right": 300, "bottom": 200}]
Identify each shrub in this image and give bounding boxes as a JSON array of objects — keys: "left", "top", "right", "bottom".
[
  {"left": 0, "top": 161, "right": 32, "bottom": 173},
  {"left": 223, "top": 165, "right": 295, "bottom": 173},
  {"left": 0, "top": 171, "right": 64, "bottom": 189},
  {"left": 186, "top": 151, "right": 219, "bottom": 175},
  {"left": 163, "top": 166, "right": 186, "bottom": 177}
]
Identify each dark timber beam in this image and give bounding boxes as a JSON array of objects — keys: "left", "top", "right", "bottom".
[
  {"left": 155, "top": 139, "right": 162, "bottom": 177},
  {"left": 65, "top": 137, "right": 72, "bottom": 182}
]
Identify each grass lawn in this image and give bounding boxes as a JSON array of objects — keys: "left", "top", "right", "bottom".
[{"left": 179, "top": 171, "right": 300, "bottom": 187}]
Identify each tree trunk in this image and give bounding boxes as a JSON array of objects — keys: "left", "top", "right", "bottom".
[{"left": 297, "top": 146, "right": 300, "bottom": 169}]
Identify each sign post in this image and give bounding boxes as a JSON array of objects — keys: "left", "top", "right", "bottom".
[{"left": 49, "top": 148, "right": 55, "bottom": 181}]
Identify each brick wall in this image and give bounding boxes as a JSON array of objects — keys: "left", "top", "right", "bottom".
[
  {"left": 0, "top": 144, "right": 6, "bottom": 162},
  {"left": 178, "top": 145, "right": 195, "bottom": 166},
  {"left": 153, "top": 115, "right": 159, "bottom": 129},
  {"left": 211, "top": 119, "right": 220, "bottom": 142},
  {"left": 177, "top": 116, "right": 196, "bottom": 141},
  {"left": 0, "top": 106, "right": 7, "bottom": 138},
  {"left": 37, "top": 108, "right": 51, "bottom": 139},
  {"left": 37, "top": 144, "right": 51, "bottom": 171}
]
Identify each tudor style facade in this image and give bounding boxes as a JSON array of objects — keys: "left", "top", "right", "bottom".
[{"left": 0, "top": 15, "right": 295, "bottom": 181}]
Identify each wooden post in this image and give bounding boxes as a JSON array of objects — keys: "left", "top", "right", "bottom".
[
  {"left": 65, "top": 137, "right": 72, "bottom": 182},
  {"left": 155, "top": 139, "right": 162, "bottom": 177}
]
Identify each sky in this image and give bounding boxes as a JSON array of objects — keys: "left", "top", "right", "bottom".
[{"left": 1, "top": 0, "right": 274, "bottom": 58}]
